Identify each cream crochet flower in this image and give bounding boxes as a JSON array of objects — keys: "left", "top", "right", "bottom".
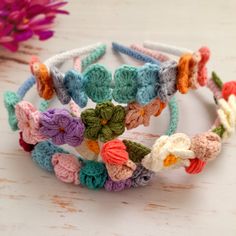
[
  {"left": 217, "top": 94, "right": 236, "bottom": 139},
  {"left": 142, "top": 133, "right": 195, "bottom": 172}
]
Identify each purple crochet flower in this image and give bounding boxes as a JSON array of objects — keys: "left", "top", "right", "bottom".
[
  {"left": 39, "top": 108, "right": 85, "bottom": 147},
  {"left": 104, "top": 177, "right": 132, "bottom": 192}
]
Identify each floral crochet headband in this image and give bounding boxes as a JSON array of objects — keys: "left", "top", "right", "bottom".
[
  {"left": 4, "top": 40, "right": 236, "bottom": 192},
  {"left": 4, "top": 42, "right": 179, "bottom": 192}
]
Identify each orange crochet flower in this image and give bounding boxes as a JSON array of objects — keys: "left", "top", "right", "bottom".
[
  {"left": 125, "top": 98, "right": 166, "bottom": 129},
  {"left": 177, "top": 53, "right": 193, "bottom": 94},
  {"left": 31, "top": 60, "right": 54, "bottom": 100}
]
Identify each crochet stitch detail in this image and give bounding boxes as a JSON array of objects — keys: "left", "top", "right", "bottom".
[
  {"left": 80, "top": 160, "right": 107, "bottom": 190},
  {"left": 52, "top": 153, "right": 81, "bottom": 185},
  {"left": 84, "top": 64, "right": 112, "bottom": 103},
  {"left": 81, "top": 102, "right": 125, "bottom": 142},
  {"left": 123, "top": 139, "right": 151, "bottom": 163},
  {"left": 51, "top": 66, "right": 71, "bottom": 105},
  {"left": 4, "top": 91, "right": 20, "bottom": 131},
  {"left": 64, "top": 69, "right": 88, "bottom": 108},
  {"left": 39, "top": 108, "right": 85, "bottom": 147},
  {"left": 190, "top": 132, "right": 222, "bottom": 162},
  {"left": 131, "top": 164, "right": 154, "bottom": 187},
  {"left": 101, "top": 139, "right": 129, "bottom": 165},
  {"left": 32, "top": 141, "right": 67, "bottom": 172},
  {"left": 136, "top": 63, "right": 160, "bottom": 105},
  {"left": 112, "top": 65, "right": 138, "bottom": 103}
]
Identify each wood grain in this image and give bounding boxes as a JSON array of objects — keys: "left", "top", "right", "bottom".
[{"left": 0, "top": 0, "right": 236, "bottom": 235}]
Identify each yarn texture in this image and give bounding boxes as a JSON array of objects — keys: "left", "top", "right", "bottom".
[
  {"left": 52, "top": 153, "right": 81, "bottom": 185},
  {"left": 80, "top": 160, "right": 107, "bottom": 190},
  {"left": 15, "top": 101, "right": 45, "bottom": 144},
  {"left": 84, "top": 64, "right": 112, "bottom": 103},
  {"left": 39, "top": 108, "right": 85, "bottom": 147},
  {"left": 136, "top": 63, "right": 160, "bottom": 105},
  {"left": 131, "top": 164, "right": 154, "bottom": 187},
  {"left": 125, "top": 98, "right": 166, "bottom": 130},
  {"left": 106, "top": 160, "right": 136, "bottom": 182},
  {"left": 222, "top": 81, "right": 236, "bottom": 101},
  {"left": 101, "top": 139, "right": 129, "bottom": 165},
  {"left": 32, "top": 141, "right": 67, "bottom": 172},
  {"left": 190, "top": 132, "right": 222, "bottom": 162},
  {"left": 19, "top": 132, "right": 35, "bottom": 152},
  {"left": 123, "top": 139, "right": 151, "bottom": 163},
  {"left": 81, "top": 102, "right": 125, "bottom": 142},
  {"left": 64, "top": 69, "right": 88, "bottom": 108},
  {"left": 51, "top": 66, "right": 71, "bottom": 105},
  {"left": 185, "top": 158, "right": 206, "bottom": 174},
  {"left": 31, "top": 62, "right": 54, "bottom": 100},
  {"left": 104, "top": 177, "right": 132, "bottom": 192},
  {"left": 142, "top": 133, "right": 195, "bottom": 172},
  {"left": 112, "top": 65, "right": 138, "bottom": 103},
  {"left": 4, "top": 91, "right": 20, "bottom": 131}
]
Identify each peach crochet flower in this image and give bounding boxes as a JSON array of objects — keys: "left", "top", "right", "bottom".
[
  {"left": 15, "top": 101, "right": 45, "bottom": 145},
  {"left": 125, "top": 98, "right": 166, "bottom": 130},
  {"left": 106, "top": 160, "right": 136, "bottom": 182}
]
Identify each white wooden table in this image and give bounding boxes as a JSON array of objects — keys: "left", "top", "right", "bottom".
[{"left": 0, "top": 1, "right": 236, "bottom": 235}]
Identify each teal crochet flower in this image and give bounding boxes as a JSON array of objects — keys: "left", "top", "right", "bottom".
[
  {"left": 84, "top": 64, "right": 112, "bottom": 103},
  {"left": 136, "top": 63, "right": 160, "bottom": 105},
  {"left": 81, "top": 102, "right": 126, "bottom": 142},
  {"left": 3, "top": 91, "right": 20, "bottom": 131},
  {"left": 80, "top": 160, "right": 107, "bottom": 190},
  {"left": 112, "top": 65, "right": 138, "bottom": 103}
]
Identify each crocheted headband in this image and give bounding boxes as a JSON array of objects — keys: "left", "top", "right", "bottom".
[
  {"left": 125, "top": 41, "right": 236, "bottom": 173},
  {"left": 4, "top": 43, "right": 179, "bottom": 191}
]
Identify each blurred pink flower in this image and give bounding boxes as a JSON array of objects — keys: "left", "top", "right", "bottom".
[{"left": 0, "top": 0, "right": 68, "bottom": 51}]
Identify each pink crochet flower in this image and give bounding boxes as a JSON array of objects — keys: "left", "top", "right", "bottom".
[
  {"left": 52, "top": 153, "right": 81, "bottom": 185},
  {"left": 125, "top": 98, "right": 166, "bottom": 130},
  {"left": 15, "top": 101, "right": 45, "bottom": 144}
]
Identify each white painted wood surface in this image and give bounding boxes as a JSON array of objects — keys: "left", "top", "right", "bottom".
[{"left": 0, "top": 0, "right": 236, "bottom": 235}]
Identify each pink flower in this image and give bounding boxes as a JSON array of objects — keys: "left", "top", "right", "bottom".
[
  {"left": 52, "top": 153, "right": 81, "bottom": 185},
  {"left": 0, "top": 0, "right": 68, "bottom": 51},
  {"left": 15, "top": 101, "right": 45, "bottom": 144},
  {"left": 125, "top": 98, "right": 166, "bottom": 130}
]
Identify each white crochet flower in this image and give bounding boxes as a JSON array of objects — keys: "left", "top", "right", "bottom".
[
  {"left": 142, "top": 133, "right": 195, "bottom": 172},
  {"left": 217, "top": 94, "right": 236, "bottom": 139}
]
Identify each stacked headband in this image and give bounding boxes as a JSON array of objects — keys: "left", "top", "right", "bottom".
[
  {"left": 4, "top": 42, "right": 178, "bottom": 191},
  {"left": 4, "top": 41, "right": 236, "bottom": 192}
]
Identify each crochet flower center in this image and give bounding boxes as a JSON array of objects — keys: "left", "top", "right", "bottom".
[
  {"left": 59, "top": 127, "right": 65, "bottom": 133},
  {"left": 163, "top": 154, "right": 179, "bottom": 167},
  {"left": 101, "top": 119, "right": 108, "bottom": 125},
  {"left": 139, "top": 108, "right": 145, "bottom": 116}
]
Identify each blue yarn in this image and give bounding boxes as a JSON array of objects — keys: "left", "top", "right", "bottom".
[
  {"left": 112, "top": 42, "right": 161, "bottom": 65},
  {"left": 80, "top": 160, "right": 107, "bottom": 190},
  {"left": 64, "top": 69, "right": 88, "bottom": 108},
  {"left": 165, "top": 97, "right": 179, "bottom": 136},
  {"left": 112, "top": 65, "right": 138, "bottom": 103},
  {"left": 136, "top": 63, "right": 160, "bottom": 105},
  {"left": 17, "top": 76, "right": 35, "bottom": 99},
  {"left": 83, "top": 64, "right": 112, "bottom": 103},
  {"left": 32, "top": 141, "right": 68, "bottom": 172}
]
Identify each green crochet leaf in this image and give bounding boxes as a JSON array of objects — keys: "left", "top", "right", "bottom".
[
  {"left": 123, "top": 139, "right": 151, "bottom": 163},
  {"left": 212, "top": 71, "right": 223, "bottom": 89},
  {"left": 212, "top": 124, "right": 225, "bottom": 138}
]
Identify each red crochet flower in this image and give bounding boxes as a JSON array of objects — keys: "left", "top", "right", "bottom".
[
  {"left": 222, "top": 81, "right": 236, "bottom": 100},
  {"left": 0, "top": 0, "right": 68, "bottom": 51}
]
